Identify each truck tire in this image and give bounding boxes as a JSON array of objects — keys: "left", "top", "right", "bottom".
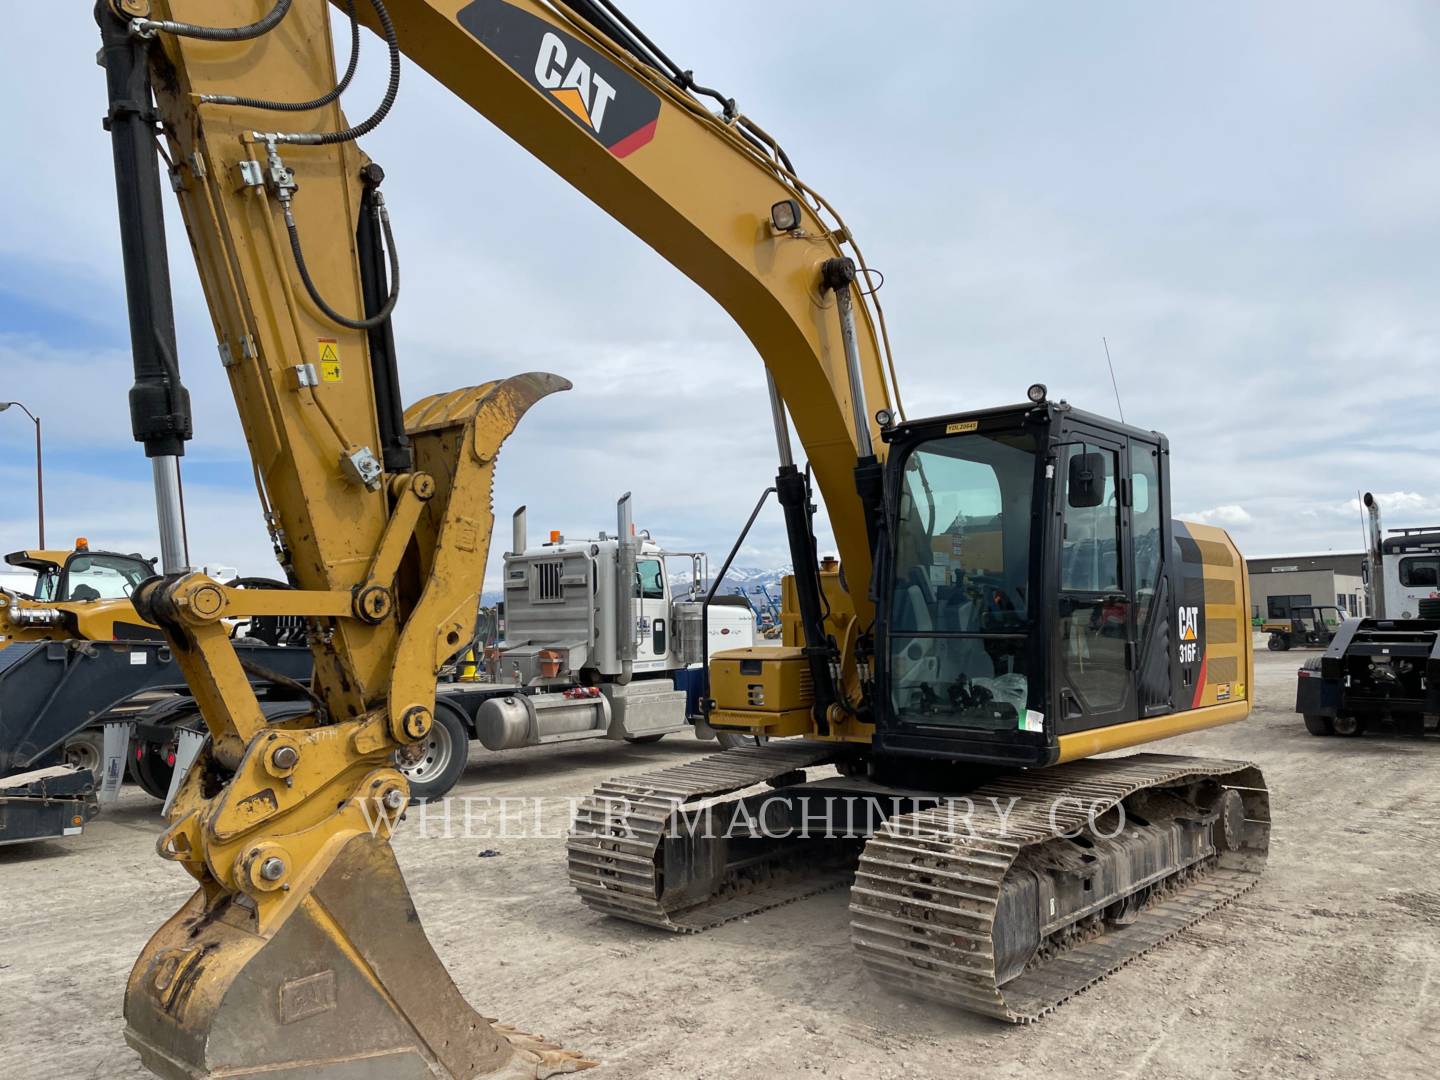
[
  {"left": 396, "top": 703, "right": 469, "bottom": 802},
  {"left": 1267, "top": 634, "right": 1290, "bottom": 651},
  {"left": 130, "top": 742, "right": 176, "bottom": 800},
  {"left": 1333, "top": 715, "right": 1367, "bottom": 737},
  {"left": 1302, "top": 713, "right": 1334, "bottom": 736}
]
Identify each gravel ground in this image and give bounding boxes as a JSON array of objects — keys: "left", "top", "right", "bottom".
[{"left": 2, "top": 643, "right": 1437, "bottom": 1079}]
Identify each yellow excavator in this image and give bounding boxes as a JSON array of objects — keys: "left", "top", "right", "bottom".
[{"left": 93, "top": 2, "right": 1268, "bottom": 1076}]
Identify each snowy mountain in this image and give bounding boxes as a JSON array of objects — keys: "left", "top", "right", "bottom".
[{"left": 671, "top": 565, "right": 791, "bottom": 600}]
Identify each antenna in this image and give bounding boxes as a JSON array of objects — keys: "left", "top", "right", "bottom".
[{"left": 1102, "top": 337, "right": 1125, "bottom": 423}]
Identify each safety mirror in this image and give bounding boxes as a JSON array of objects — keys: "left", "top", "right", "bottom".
[{"left": 1067, "top": 452, "right": 1106, "bottom": 508}]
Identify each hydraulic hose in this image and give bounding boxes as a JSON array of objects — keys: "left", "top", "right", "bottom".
[
  {"left": 131, "top": 0, "right": 291, "bottom": 41},
  {"left": 201, "top": 1, "right": 360, "bottom": 113},
  {"left": 284, "top": 194, "right": 400, "bottom": 331},
  {"left": 271, "top": 0, "right": 400, "bottom": 145},
  {"left": 134, "top": 0, "right": 396, "bottom": 148}
]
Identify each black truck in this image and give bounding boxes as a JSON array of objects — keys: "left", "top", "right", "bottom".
[{"left": 1295, "top": 615, "right": 1440, "bottom": 737}]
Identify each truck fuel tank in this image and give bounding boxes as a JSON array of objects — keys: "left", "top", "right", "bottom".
[{"left": 475, "top": 688, "right": 611, "bottom": 751}]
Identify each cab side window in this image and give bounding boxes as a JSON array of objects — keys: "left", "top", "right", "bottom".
[
  {"left": 1060, "top": 444, "right": 1120, "bottom": 593},
  {"left": 1132, "top": 445, "right": 1162, "bottom": 636},
  {"left": 634, "top": 559, "right": 665, "bottom": 600}
]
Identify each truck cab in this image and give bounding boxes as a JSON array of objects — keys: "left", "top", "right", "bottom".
[
  {"left": 1379, "top": 528, "right": 1440, "bottom": 620},
  {"left": 497, "top": 501, "right": 752, "bottom": 686},
  {"left": 400, "top": 498, "right": 756, "bottom": 800}
]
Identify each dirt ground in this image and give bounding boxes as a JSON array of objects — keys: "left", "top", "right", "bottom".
[{"left": 2, "top": 643, "right": 1437, "bottom": 1079}]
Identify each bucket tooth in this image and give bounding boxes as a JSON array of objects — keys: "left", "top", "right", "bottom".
[{"left": 124, "top": 833, "right": 594, "bottom": 1079}]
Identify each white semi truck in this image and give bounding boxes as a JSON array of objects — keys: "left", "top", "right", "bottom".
[
  {"left": 399, "top": 494, "right": 755, "bottom": 798},
  {"left": 1363, "top": 492, "right": 1440, "bottom": 620}
]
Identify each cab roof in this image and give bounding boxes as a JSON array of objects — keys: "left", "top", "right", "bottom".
[
  {"left": 3, "top": 548, "right": 155, "bottom": 574},
  {"left": 3, "top": 549, "right": 72, "bottom": 573},
  {"left": 884, "top": 399, "right": 1168, "bottom": 450}
]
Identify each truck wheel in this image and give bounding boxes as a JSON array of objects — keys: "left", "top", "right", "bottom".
[
  {"left": 1302, "top": 714, "right": 1334, "bottom": 736},
  {"left": 1267, "top": 634, "right": 1290, "bottom": 651},
  {"left": 130, "top": 742, "right": 175, "bottom": 800},
  {"left": 624, "top": 733, "right": 666, "bottom": 744},
  {"left": 1333, "top": 715, "right": 1367, "bottom": 737},
  {"left": 396, "top": 704, "right": 469, "bottom": 801},
  {"left": 63, "top": 729, "right": 105, "bottom": 782}
]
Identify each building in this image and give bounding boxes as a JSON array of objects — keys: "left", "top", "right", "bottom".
[{"left": 1245, "top": 551, "right": 1367, "bottom": 622}]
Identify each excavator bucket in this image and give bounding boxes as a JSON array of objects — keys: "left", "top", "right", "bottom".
[
  {"left": 124, "top": 376, "right": 589, "bottom": 1079},
  {"left": 125, "top": 835, "right": 589, "bottom": 1079}
]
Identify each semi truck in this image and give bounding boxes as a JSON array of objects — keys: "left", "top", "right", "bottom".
[{"left": 401, "top": 496, "right": 756, "bottom": 799}]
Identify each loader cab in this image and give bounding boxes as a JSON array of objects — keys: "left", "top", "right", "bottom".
[
  {"left": 7, "top": 545, "right": 154, "bottom": 603},
  {"left": 874, "top": 398, "right": 1176, "bottom": 769},
  {"left": 1, "top": 544, "right": 158, "bottom": 643}
]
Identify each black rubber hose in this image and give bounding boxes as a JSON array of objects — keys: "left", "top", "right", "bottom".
[
  {"left": 278, "top": 0, "right": 400, "bottom": 145},
  {"left": 593, "top": 0, "right": 682, "bottom": 78},
  {"left": 737, "top": 116, "right": 797, "bottom": 176},
  {"left": 136, "top": 0, "right": 291, "bottom": 41},
  {"left": 286, "top": 199, "right": 400, "bottom": 330},
  {"left": 202, "top": 1, "right": 359, "bottom": 113}
]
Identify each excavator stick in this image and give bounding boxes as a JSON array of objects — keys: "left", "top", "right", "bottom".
[
  {"left": 123, "top": 376, "right": 587, "bottom": 1079},
  {"left": 94, "top": 0, "right": 590, "bottom": 1072}
]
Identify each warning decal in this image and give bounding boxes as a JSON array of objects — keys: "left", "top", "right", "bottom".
[{"left": 317, "top": 338, "right": 342, "bottom": 382}]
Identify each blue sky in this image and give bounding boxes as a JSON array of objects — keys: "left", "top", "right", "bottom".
[{"left": 3, "top": 1, "right": 1439, "bottom": 582}]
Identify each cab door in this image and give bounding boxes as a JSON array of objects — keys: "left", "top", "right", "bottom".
[
  {"left": 1053, "top": 430, "right": 1137, "bottom": 732},
  {"left": 633, "top": 556, "right": 669, "bottom": 669}
]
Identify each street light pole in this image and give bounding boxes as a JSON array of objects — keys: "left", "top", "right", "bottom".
[{"left": 0, "top": 401, "right": 44, "bottom": 548}]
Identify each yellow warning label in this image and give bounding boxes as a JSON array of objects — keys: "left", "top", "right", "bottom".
[
  {"left": 317, "top": 338, "right": 341, "bottom": 382},
  {"left": 945, "top": 420, "right": 979, "bottom": 434}
]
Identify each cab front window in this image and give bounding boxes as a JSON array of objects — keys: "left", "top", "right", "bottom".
[
  {"left": 888, "top": 430, "right": 1037, "bottom": 730},
  {"left": 62, "top": 554, "right": 151, "bottom": 601}
]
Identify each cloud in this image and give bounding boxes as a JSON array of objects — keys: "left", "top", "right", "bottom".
[
  {"left": 5, "top": 1, "right": 1440, "bottom": 581},
  {"left": 1182, "top": 505, "right": 1253, "bottom": 527},
  {"left": 1337, "top": 491, "right": 1440, "bottom": 518}
]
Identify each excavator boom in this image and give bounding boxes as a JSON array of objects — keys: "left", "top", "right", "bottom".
[{"left": 340, "top": 0, "right": 896, "bottom": 608}]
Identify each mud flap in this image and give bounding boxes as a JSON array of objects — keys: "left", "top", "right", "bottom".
[{"left": 99, "top": 720, "right": 135, "bottom": 805}]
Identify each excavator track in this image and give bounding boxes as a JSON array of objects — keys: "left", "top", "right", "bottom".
[
  {"left": 567, "top": 740, "right": 845, "bottom": 930},
  {"left": 571, "top": 748, "right": 1268, "bottom": 1024},
  {"left": 849, "top": 753, "right": 1270, "bottom": 1023}
]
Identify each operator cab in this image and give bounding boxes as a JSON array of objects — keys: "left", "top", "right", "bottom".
[
  {"left": 875, "top": 395, "right": 1180, "bottom": 769},
  {"left": 4, "top": 542, "right": 155, "bottom": 602}
]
